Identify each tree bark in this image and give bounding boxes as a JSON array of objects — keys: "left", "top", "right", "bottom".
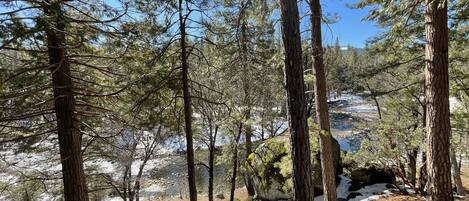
[
  {"left": 424, "top": 0, "right": 452, "bottom": 200},
  {"left": 417, "top": 89, "right": 427, "bottom": 195},
  {"left": 407, "top": 148, "right": 418, "bottom": 186},
  {"left": 309, "top": 0, "right": 337, "bottom": 200},
  {"left": 179, "top": 0, "right": 197, "bottom": 200},
  {"left": 280, "top": 0, "right": 315, "bottom": 200},
  {"left": 451, "top": 148, "right": 465, "bottom": 196},
  {"left": 208, "top": 125, "right": 218, "bottom": 201},
  {"left": 417, "top": 153, "right": 428, "bottom": 195},
  {"left": 44, "top": 2, "right": 89, "bottom": 201},
  {"left": 230, "top": 123, "right": 243, "bottom": 201}
]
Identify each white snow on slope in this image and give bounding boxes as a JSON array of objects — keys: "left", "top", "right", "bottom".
[{"left": 314, "top": 175, "right": 391, "bottom": 201}]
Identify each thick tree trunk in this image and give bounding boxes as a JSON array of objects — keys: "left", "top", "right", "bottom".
[
  {"left": 424, "top": 0, "right": 452, "bottom": 200},
  {"left": 280, "top": 1, "right": 315, "bottom": 200},
  {"left": 230, "top": 123, "right": 243, "bottom": 201},
  {"left": 451, "top": 149, "right": 465, "bottom": 196},
  {"left": 44, "top": 2, "right": 89, "bottom": 201},
  {"left": 309, "top": 0, "right": 337, "bottom": 200},
  {"left": 179, "top": 0, "right": 197, "bottom": 200}
]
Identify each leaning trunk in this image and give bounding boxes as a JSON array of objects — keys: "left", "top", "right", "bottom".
[
  {"left": 309, "top": 0, "right": 337, "bottom": 200},
  {"left": 179, "top": 0, "right": 197, "bottom": 200},
  {"left": 44, "top": 2, "right": 89, "bottom": 201},
  {"left": 424, "top": 0, "right": 452, "bottom": 200},
  {"left": 280, "top": 0, "right": 315, "bottom": 200}
]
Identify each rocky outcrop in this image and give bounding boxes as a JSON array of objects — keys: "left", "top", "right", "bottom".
[
  {"left": 245, "top": 135, "right": 341, "bottom": 200},
  {"left": 349, "top": 167, "right": 395, "bottom": 191}
]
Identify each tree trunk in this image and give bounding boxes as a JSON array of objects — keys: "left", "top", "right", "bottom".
[
  {"left": 417, "top": 90, "right": 427, "bottom": 195},
  {"left": 44, "top": 2, "right": 89, "bottom": 201},
  {"left": 407, "top": 148, "right": 418, "bottom": 186},
  {"left": 309, "top": 0, "right": 337, "bottom": 200},
  {"left": 240, "top": 15, "right": 256, "bottom": 196},
  {"left": 424, "top": 0, "right": 452, "bottom": 200},
  {"left": 451, "top": 149, "right": 465, "bottom": 196},
  {"left": 179, "top": 0, "right": 197, "bottom": 200},
  {"left": 366, "top": 83, "right": 382, "bottom": 119},
  {"left": 230, "top": 123, "right": 243, "bottom": 201},
  {"left": 417, "top": 151, "right": 428, "bottom": 195},
  {"left": 280, "top": 1, "right": 315, "bottom": 200},
  {"left": 244, "top": 118, "right": 255, "bottom": 196},
  {"left": 208, "top": 125, "right": 218, "bottom": 201}
]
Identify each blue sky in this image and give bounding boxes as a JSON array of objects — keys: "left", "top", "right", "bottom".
[{"left": 299, "top": 0, "right": 383, "bottom": 48}]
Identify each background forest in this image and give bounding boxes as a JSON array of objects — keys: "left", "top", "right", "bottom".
[{"left": 0, "top": 0, "right": 467, "bottom": 201}]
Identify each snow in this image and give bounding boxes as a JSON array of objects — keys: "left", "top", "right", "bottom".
[
  {"left": 103, "top": 197, "right": 124, "bottom": 201},
  {"left": 0, "top": 172, "right": 17, "bottom": 183},
  {"left": 349, "top": 183, "right": 392, "bottom": 201},
  {"left": 337, "top": 175, "right": 353, "bottom": 198},
  {"left": 315, "top": 175, "right": 392, "bottom": 201},
  {"left": 449, "top": 97, "right": 462, "bottom": 112}
]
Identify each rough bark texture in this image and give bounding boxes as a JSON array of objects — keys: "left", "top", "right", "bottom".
[
  {"left": 280, "top": 0, "right": 315, "bottom": 200},
  {"left": 451, "top": 149, "right": 465, "bottom": 196},
  {"left": 309, "top": 0, "right": 337, "bottom": 200},
  {"left": 424, "top": 0, "right": 452, "bottom": 200},
  {"left": 179, "top": 0, "right": 197, "bottom": 200},
  {"left": 44, "top": 2, "right": 89, "bottom": 201}
]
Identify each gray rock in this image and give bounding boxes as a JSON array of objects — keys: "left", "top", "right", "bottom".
[{"left": 246, "top": 136, "right": 341, "bottom": 200}]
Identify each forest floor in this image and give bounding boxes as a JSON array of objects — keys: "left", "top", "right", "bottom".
[
  {"left": 369, "top": 165, "right": 469, "bottom": 201},
  {"left": 167, "top": 165, "right": 469, "bottom": 201}
]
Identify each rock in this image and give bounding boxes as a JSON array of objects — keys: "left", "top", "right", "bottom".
[
  {"left": 245, "top": 135, "right": 341, "bottom": 200},
  {"left": 346, "top": 192, "right": 362, "bottom": 199},
  {"left": 349, "top": 166, "right": 395, "bottom": 191},
  {"left": 216, "top": 193, "right": 225, "bottom": 199}
]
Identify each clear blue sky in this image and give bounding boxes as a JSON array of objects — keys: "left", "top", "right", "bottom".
[{"left": 299, "top": 0, "right": 383, "bottom": 48}]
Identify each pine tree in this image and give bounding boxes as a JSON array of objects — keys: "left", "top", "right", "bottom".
[
  {"left": 309, "top": 0, "right": 337, "bottom": 200},
  {"left": 280, "top": 0, "right": 315, "bottom": 200},
  {"left": 424, "top": 0, "right": 452, "bottom": 200}
]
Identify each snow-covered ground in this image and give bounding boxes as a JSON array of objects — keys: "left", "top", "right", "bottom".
[{"left": 314, "top": 175, "right": 392, "bottom": 201}]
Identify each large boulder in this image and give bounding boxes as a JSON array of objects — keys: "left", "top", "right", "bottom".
[
  {"left": 349, "top": 166, "right": 395, "bottom": 191},
  {"left": 246, "top": 135, "right": 341, "bottom": 200}
]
